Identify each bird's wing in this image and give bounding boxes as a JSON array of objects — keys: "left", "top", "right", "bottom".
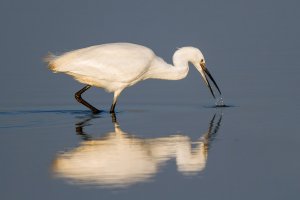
[{"left": 51, "top": 43, "right": 156, "bottom": 83}]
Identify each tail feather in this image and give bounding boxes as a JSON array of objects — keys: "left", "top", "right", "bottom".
[{"left": 44, "top": 52, "right": 58, "bottom": 71}]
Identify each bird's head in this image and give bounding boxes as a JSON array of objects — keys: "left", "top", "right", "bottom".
[
  {"left": 173, "top": 47, "right": 221, "bottom": 98},
  {"left": 177, "top": 47, "right": 222, "bottom": 98}
]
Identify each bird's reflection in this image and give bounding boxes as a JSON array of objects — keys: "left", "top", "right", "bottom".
[{"left": 52, "top": 113, "right": 222, "bottom": 188}]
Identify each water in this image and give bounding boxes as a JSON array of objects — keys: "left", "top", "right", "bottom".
[
  {"left": 1, "top": 0, "right": 300, "bottom": 199},
  {"left": 215, "top": 97, "right": 225, "bottom": 107}
]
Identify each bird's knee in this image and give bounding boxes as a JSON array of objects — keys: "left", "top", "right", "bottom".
[{"left": 75, "top": 93, "right": 82, "bottom": 102}]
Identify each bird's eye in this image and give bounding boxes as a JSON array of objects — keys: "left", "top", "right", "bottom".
[{"left": 201, "top": 59, "right": 204, "bottom": 62}]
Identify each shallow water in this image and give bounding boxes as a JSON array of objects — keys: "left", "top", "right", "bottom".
[
  {"left": 1, "top": 101, "right": 300, "bottom": 199},
  {"left": 1, "top": 0, "right": 300, "bottom": 199}
]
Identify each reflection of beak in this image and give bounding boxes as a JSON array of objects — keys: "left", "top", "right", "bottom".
[{"left": 200, "top": 62, "right": 222, "bottom": 98}]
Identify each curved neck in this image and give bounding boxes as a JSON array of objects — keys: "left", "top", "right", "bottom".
[
  {"left": 173, "top": 49, "right": 191, "bottom": 69},
  {"left": 170, "top": 47, "right": 198, "bottom": 80},
  {"left": 173, "top": 46, "right": 200, "bottom": 66},
  {"left": 147, "top": 48, "right": 197, "bottom": 80},
  {"left": 170, "top": 60, "right": 189, "bottom": 80}
]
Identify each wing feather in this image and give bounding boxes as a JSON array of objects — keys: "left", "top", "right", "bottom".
[{"left": 47, "top": 43, "right": 155, "bottom": 82}]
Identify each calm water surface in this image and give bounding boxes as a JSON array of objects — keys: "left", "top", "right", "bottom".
[{"left": 1, "top": 99, "right": 299, "bottom": 199}]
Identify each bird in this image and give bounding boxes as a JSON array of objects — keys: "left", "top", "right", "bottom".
[{"left": 45, "top": 43, "right": 221, "bottom": 114}]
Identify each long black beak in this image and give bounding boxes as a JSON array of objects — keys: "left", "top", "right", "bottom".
[{"left": 200, "top": 62, "right": 222, "bottom": 98}]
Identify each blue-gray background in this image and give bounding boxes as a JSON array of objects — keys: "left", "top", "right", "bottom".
[{"left": 0, "top": 0, "right": 299, "bottom": 199}]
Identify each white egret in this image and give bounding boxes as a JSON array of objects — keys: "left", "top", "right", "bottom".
[{"left": 45, "top": 43, "right": 221, "bottom": 113}]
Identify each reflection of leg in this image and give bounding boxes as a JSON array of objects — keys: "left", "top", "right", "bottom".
[
  {"left": 111, "top": 112, "right": 117, "bottom": 123},
  {"left": 75, "top": 85, "right": 101, "bottom": 114},
  {"left": 75, "top": 115, "right": 97, "bottom": 140},
  {"left": 75, "top": 120, "right": 91, "bottom": 141},
  {"left": 75, "top": 125, "right": 83, "bottom": 135}
]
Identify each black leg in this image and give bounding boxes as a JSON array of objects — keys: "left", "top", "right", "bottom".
[
  {"left": 75, "top": 85, "right": 100, "bottom": 114},
  {"left": 110, "top": 101, "right": 117, "bottom": 113},
  {"left": 110, "top": 90, "right": 122, "bottom": 113}
]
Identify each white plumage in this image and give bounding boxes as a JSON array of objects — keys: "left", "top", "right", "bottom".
[{"left": 46, "top": 43, "right": 221, "bottom": 113}]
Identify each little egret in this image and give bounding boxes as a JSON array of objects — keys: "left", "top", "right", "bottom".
[{"left": 45, "top": 43, "right": 221, "bottom": 113}]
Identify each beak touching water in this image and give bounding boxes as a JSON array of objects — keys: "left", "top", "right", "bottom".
[{"left": 199, "top": 61, "right": 222, "bottom": 98}]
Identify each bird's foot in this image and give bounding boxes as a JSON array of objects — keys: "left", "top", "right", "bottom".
[{"left": 91, "top": 108, "right": 101, "bottom": 114}]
